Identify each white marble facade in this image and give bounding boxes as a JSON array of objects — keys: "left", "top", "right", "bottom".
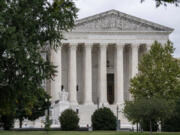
[{"left": 49, "top": 10, "right": 173, "bottom": 128}]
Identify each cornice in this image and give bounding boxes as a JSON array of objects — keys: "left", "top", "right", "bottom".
[{"left": 74, "top": 9, "right": 173, "bottom": 33}]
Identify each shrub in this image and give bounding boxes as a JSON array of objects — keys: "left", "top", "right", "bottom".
[
  {"left": 91, "top": 107, "right": 116, "bottom": 130},
  {"left": 0, "top": 115, "right": 14, "bottom": 130},
  {"left": 59, "top": 109, "right": 79, "bottom": 130}
]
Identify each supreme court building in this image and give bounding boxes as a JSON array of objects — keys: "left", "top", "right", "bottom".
[{"left": 48, "top": 10, "right": 173, "bottom": 128}]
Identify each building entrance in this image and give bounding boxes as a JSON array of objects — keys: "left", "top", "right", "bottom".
[{"left": 107, "top": 73, "right": 114, "bottom": 104}]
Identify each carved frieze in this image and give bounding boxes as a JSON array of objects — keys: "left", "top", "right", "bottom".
[{"left": 73, "top": 10, "right": 173, "bottom": 32}]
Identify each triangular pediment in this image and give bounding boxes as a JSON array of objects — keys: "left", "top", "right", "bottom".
[{"left": 73, "top": 10, "right": 173, "bottom": 32}]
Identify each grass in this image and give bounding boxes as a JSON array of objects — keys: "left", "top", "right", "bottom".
[{"left": 0, "top": 131, "right": 180, "bottom": 135}]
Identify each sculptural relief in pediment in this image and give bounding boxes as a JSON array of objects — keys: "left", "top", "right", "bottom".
[{"left": 73, "top": 10, "right": 173, "bottom": 32}]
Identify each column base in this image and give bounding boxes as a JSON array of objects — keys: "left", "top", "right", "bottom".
[
  {"left": 114, "top": 102, "right": 124, "bottom": 106},
  {"left": 70, "top": 102, "right": 78, "bottom": 106},
  {"left": 99, "top": 102, "right": 109, "bottom": 107},
  {"left": 83, "top": 102, "right": 94, "bottom": 106}
]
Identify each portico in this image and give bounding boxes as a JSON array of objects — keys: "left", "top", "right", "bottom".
[
  {"left": 49, "top": 9, "right": 173, "bottom": 128},
  {"left": 53, "top": 42, "right": 151, "bottom": 105}
]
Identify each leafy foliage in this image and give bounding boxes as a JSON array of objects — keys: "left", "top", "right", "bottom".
[
  {"left": 141, "top": 0, "right": 180, "bottom": 7},
  {"left": 124, "top": 97, "right": 174, "bottom": 134},
  {"left": 124, "top": 97, "right": 174, "bottom": 124},
  {"left": 162, "top": 98, "right": 180, "bottom": 132},
  {"left": 0, "top": 114, "right": 14, "bottom": 130},
  {"left": 59, "top": 109, "right": 79, "bottom": 131},
  {"left": 91, "top": 107, "right": 116, "bottom": 130},
  {"left": 0, "top": 0, "right": 78, "bottom": 123},
  {"left": 15, "top": 88, "right": 51, "bottom": 128},
  {"left": 124, "top": 41, "right": 180, "bottom": 135},
  {"left": 140, "top": 119, "right": 158, "bottom": 132},
  {"left": 130, "top": 41, "right": 180, "bottom": 101}
]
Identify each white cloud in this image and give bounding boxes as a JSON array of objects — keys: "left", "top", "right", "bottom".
[{"left": 73, "top": 0, "right": 180, "bottom": 57}]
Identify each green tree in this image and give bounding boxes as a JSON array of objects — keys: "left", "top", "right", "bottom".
[
  {"left": 140, "top": 119, "right": 158, "bottom": 132},
  {"left": 124, "top": 97, "right": 174, "bottom": 135},
  {"left": 130, "top": 41, "right": 180, "bottom": 101},
  {"left": 124, "top": 41, "right": 180, "bottom": 135},
  {"left": 0, "top": 0, "right": 78, "bottom": 125},
  {"left": 141, "top": 0, "right": 179, "bottom": 6},
  {"left": 162, "top": 97, "right": 180, "bottom": 132},
  {"left": 15, "top": 88, "right": 51, "bottom": 128},
  {"left": 0, "top": 114, "right": 14, "bottom": 130}
]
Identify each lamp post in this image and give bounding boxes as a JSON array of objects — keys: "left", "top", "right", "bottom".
[
  {"left": 97, "top": 97, "right": 99, "bottom": 109},
  {"left": 116, "top": 105, "right": 121, "bottom": 131}
]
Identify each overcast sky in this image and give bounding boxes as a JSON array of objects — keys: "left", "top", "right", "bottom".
[{"left": 73, "top": 0, "right": 180, "bottom": 57}]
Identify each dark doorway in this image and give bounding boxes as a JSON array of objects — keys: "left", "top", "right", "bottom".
[{"left": 107, "top": 74, "right": 114, "bottom": 104}]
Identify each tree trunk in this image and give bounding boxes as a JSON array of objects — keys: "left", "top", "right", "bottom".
[
  {"left": 136, "top": 123, "right": 139, "bottom": 132},
  {"left": 150, "top": 120, "right": 152, "bottom": 135},
  {"left": 19, "top": 118, "right": 23, "bottom": 128}
]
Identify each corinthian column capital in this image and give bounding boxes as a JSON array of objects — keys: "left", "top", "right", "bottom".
[
  {"left": 69, "top": 43, "right": 78, "bottom": 50},
  {"left": 146, "top": 44, "right": 151, "bottom": 51},
  {"left": 132, "top": 43, "right": 140, "bottom": 49},
  {"left": 85, "top": 43, "right": 93, "bottom": 48},
  {"left": 116, "top": 43, "right": 125, "bottom": 49},
  {"left": 99, "top": 43, "right": 108, "bottom": 48}
]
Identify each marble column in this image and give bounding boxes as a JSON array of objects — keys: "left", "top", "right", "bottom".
[
  {"left": 98, "top": 44, "right": 108, "bottom": 105},
  {"left": 131, "top": 44, "right": 139, "bottom": 78},
  {"left": 68, "top": 44, "right": 78, "bottom": 105},
  {"left": 129, "top": 44, "right": 139, "bottom": 100},
  {"left": 83, "top": 44, "right": 93, "bottom": 105},
  {"left": 51, "top": 46, "right": 61, "bottom": 102},
  {"left": 146, "top": 44, "right": 151, "bottom": 51},
  {"left": 114, "top": 44, "right": 124, "bottom": 105}
]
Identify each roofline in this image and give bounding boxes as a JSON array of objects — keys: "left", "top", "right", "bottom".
[
  {"left": 69, "top": 30, "right": 172, "bottom": 35},
  {"left": 75, "top": 9, "right": 174, "bottom": 33}
]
